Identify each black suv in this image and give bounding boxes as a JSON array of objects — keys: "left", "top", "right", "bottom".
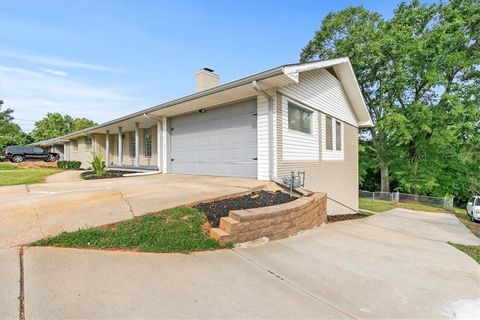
[{"left": 2, "top": 146, "right": 60, "bottom": 163}]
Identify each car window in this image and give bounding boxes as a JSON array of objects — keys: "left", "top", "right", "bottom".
[
  {"left": 33, "top": 147, "right": 44, "bottom": 153},
  {"left": 475, "top": 198, "right": 480, "bottom": 206},
  {"left": 469, "top": 197, "right": 475, "bottom": 203}
]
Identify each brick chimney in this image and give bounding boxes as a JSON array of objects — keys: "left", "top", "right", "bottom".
[{"left": 195, "top": 68, "right": 219, "bottom": 92}]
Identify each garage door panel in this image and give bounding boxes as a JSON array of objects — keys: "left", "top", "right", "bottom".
[{"left": 171, "top": 99, "right": 257, "bottom": 178}]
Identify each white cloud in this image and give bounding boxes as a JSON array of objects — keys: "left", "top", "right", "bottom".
[
  {"left": 42, "top": 68, "right": 68, "bottom": 76},
  {"left": 0, "top": 65, "right": 142, "bottom": 132},
  {"left": 2, "top": 50, "right": 124, "bottom": 73}
]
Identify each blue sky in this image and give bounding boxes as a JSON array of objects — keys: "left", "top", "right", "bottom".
[{"left": 1, "top": 0, "right": 405, "bottom": 131}]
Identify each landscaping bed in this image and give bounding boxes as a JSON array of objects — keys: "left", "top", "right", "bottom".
[
  {"left": 81, "top": 170, "right": 138, "bottom": 180},
  {"left": 194, "top": 190, "right": 296, "bottom": 228},
  {"left": 327, "top": 212, "right": 372, "bottom": 223}
]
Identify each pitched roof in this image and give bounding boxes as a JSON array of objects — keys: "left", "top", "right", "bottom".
[{"left": 33, "top": 57, "right": 372, "bottom": 145}]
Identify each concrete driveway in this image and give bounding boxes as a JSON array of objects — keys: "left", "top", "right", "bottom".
[
  {"left": 1, "top": 208, "right": 479, "bottom": 319},
  {"left": 0, "top": 174, "right": 270, "bottom": 248}
]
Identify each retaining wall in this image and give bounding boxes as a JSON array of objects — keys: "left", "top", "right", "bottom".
[{"left": 210, "top": 192, "right": 327, "bottom": 244}]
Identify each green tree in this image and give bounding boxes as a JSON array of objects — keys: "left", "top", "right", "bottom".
[
  {"left": 0, "top": 101, "right": 31, "bottom": 151},
  {"left": 31, "top": 113, "right": 96, "bottom": 142},
  {"left": 73, "top": 117, "right": 96, "bottom": 131},
  {"left": 301, "top": 0, "right": 480, "bottom": 202}
]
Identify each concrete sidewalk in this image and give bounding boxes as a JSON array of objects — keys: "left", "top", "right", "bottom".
[
  {"left": 0, "top": 174, "right": 270, "bottom": 248},
  {"left": 44, "top": 170, "right": 82, "bottom": 183},
  {"left": 4, "top": 209, "right": 478, "bottom": 320}
]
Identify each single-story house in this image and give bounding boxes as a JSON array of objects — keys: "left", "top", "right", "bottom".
[{"left": 34, "top": 57, "right": 372, "bottom": 214}]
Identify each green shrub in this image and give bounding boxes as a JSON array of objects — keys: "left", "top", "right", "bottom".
[
  {"left": 57, "top": 161, "right": 81, "bottom": 170},
  {"left": 90, "top": 154, "right": 106, "bottom": 176}
]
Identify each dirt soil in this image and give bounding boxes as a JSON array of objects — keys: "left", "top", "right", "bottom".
[
  {"left": 81, "top": 170, "right": 138, "bottom": 180},
  {"left": 327, "top": 213, "right": 371, "bottom": 223},
  {"left": 194, "top": 190, "right": 296, "bottom": 228},
  {"left": 11, "top": 161, "right": 58, "bottom": 169}
]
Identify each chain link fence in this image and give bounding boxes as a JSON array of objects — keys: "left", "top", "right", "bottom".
[{"left": 359, "top": 190, "right": 454, "bottom": 210}]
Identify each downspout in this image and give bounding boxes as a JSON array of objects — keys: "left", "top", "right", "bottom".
[{"left": 252, "top": 80, "right": 274, "bottom": 180}]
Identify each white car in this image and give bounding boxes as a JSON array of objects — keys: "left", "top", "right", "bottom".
[{"left": 466, "top": 196, "right": 480, "bottom": 222}]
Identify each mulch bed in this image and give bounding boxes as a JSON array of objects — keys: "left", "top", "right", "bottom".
[
  {"left": 194, "top": 190, "right": 296, "bottom": 228},
  {"left": 327, "top": 212, "right": 371, "bottom": 223},
  {"left": 81, "top": 170, "right": 138, "bottom": 180}
]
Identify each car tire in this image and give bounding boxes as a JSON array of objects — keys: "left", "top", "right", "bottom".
[
  {"left": 12, "top": 155, "right": 24, "bottom": 163},
  {"left": 47, "top": 155, "right": 56, "bottom": 162}
]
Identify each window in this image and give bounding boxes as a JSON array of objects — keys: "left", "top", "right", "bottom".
[
  {"left": 288, "top": 102, "right": 312, "bottom": 134},
  {"left": 129, "top": 132, "right": 136, "bottom": 157},
  {"left": 475, "top": 198, "right": 480, "bottom": 206},
  {"left": 72, "top": 139, "right": 78, "bottom": 151},
  {"left": 144, "top": 129, "right": 152, "bottom": 158},
  {"left": 326, "top": 116, "right": 333, "bottom": 150},
  {"left": 335, "top": 121, "right": 342, "bottom": 151},
  {"left": 85, "top": 136, "right": 93, "bottom": 149},
  {"left": 33, "top": 147, "right": 44, "bottom": 153}
]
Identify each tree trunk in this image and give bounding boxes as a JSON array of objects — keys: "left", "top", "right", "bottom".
[{"left": 380, "top": 164, "right": 390, "bottom": 192}]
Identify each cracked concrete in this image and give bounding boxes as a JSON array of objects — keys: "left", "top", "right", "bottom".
[
  {"left": 119, "top": 191, "right": 135, "bottom": 218},
  {"left": 11, "top": 209, "right": 480, "bottom": 319},
  {"left": 0, "top": 174, "right": 269, "bottom": 248},
  {"left": 0, "top": 248, "right": 20, "bottom": 320}
]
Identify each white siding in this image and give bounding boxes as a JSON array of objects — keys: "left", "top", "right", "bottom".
[
  {"left": 321, "top": 114, "right": 344, "bottom": 160},
  {"left": 282, "top": 97, "right": 319, "bottom": 160},
  {"left": 257, "top": 95, "right": 270, "bottom": 180},
  {"left": 279, "top": 68, "right": 358, "bottom": 127}
]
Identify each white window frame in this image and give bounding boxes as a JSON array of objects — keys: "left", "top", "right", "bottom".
[
  {"left": 144, "top": 128, "right": 152, "bottom": 158},
  {"left": 287, "top": 101, "right": 313, "bottom": 135},
  {"left": 335, "top": 120, "right": 342, "bottom": 151},
  {"left": 129, "top": 132, "right": 136, "bottom": 158},
  {"left": 85, "top": 136, "right": 93, "bottom": 150},
  {"left": 321, "top": 113, "right": 344, "bottom": 161},
  {"left": 282, "top": 97, "right": 319, "bottom": 161}
]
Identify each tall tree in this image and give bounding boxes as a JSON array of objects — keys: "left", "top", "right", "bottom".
[
  {"left": 72, "top": 118, "right": 96, "bottom": 132},
  {"left": 301, "top": 0, "right": 480, "bottom": 202},
  {"left": 31, "top": 113, "right": 97, "bottom": 142},
  {"left": 0, "top": 101, "right": 31, "bottom": 150}
]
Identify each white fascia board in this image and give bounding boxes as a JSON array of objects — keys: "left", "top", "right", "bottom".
[
  {"left": 281, "top": 57, "right": 349, "bottom": 76},
  {"left": 282, "top": 57, "right": 373, "bottom": 128}
]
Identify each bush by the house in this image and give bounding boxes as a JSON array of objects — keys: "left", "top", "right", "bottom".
[
  {"left": 90, "top": 154, "right": 106, "bottom": 176},
  {"left": 57, "top": 161, "right": 81, "bottom": 170}
]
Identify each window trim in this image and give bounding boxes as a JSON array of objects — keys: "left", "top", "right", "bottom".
[
  {"left": 335, "top": 120, "right": 342, "bottom": 151},
  {"left": 72, "top": 139, "right": 78, "bottom": 151},
  {"left": 144, "top": 128, "right": 152, "bottom": 158},
  {"left": 325, "top": 116, "right": 333, "bottom": 150},
  {"left": 287, "top": 101, "right": 313, "bottom": 135},
  {"left": 85, "top": 136, "right": 93, "bottom": 150},
  {"left": 129, "top": 132, "right": 136, "bottom": 158}
]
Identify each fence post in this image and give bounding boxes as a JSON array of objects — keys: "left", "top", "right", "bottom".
[{"left": 372, "top": 192, "right": 375, "bottom": 204}]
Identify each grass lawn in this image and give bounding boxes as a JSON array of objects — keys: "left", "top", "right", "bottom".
[
  {"left": 359, "top": 197, "right": 480, "bottom": 263},
  {"left": 0, "top": 165, "right": 62, "bottom": 186},
  {"left": 32, "top": 207, "right": 229, "bottom": 253},
  {"left": 448, "top": 242, "right": 480, "bottom": 263},
  {"left": 0, "top": 162, "right": 17, "bottom": 170},
  {"left": 359, "top": 198, "right": 452, "bottom": 214},
  {"left": 359, "top": 198, "right": 395, "bottom": 212}
]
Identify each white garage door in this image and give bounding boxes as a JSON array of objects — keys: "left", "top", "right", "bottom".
[{"left": 170, "top": 99, "right": 257, "bottom": 178}]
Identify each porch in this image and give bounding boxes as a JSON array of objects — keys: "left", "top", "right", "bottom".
[{"left": 108, "top": 164, "right": 159, "bottom": 172}]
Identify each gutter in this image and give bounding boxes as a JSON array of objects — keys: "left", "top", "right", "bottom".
[
  {"left": 252, "top": 80, "right": 274, "bottom": 180},
  {"left": 51, "top": 66, "right": 285, "bottom": 141}
]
